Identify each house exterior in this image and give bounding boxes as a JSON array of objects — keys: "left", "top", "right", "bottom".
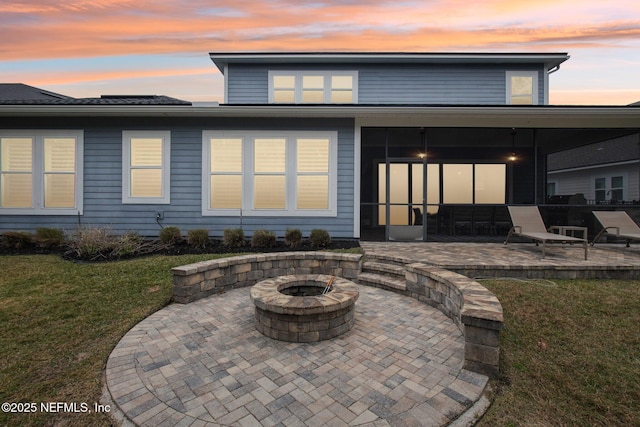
[
  {"left": 547, "top": 132, "right": 640, "bottom": 204},
  {"left": 1, "top": 52, "right": 639, "bottom": 241}
]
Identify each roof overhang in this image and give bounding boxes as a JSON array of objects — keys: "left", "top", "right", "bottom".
[
  {"left": 209, "top": 52, "right": 570, "bottom": 74},
  {"left": 1, "top": 104, "right": 637, "bottom": 129}
]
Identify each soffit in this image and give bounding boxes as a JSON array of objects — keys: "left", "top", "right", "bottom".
[{"left": 209, "top": 52, "right": 570, "bottom": 73}]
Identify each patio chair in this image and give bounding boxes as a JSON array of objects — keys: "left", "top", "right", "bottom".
[
  {"left": 504, "top": 206, "right": 588, "bottom": 260},
  {"left": 591, "top": 211, "right": 640, "bottom": 247}
]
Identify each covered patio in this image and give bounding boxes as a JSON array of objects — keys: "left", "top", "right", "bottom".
[{"left": 356, "top": 105, "right": 640, "bottom": 242}]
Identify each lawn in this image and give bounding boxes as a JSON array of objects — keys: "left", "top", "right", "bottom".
[
  {"left": 478, "top": 278, "right": 640, "bottom": 427},
  {"left": 0, "top": 254, "right": 219, "bottom": 427},
  {"left": 1, "top": 256, "right": 639, "bottom": 426}
]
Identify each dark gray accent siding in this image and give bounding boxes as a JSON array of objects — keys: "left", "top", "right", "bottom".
[
  {"left": 226, "top": 63, "right": 546, "bottom": 105},
  {"left": 0, "top": 117, "right": 356, "bottom": 238}
]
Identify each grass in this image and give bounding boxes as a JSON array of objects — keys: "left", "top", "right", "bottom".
[
  {"left": 477, "top": 278, "right": 640, "bottom": 427},
  {"left": 1, "top": 253, "right": 637, "bottom": 426},
  {"left": 0, "top": 254, "right": 221, "bottom": 427}
]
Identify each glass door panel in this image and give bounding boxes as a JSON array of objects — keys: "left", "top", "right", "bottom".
[{"left": 379, "top": 162, "right": 427, "bottom": 240}]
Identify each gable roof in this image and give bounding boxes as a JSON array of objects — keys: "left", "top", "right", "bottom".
[{"left": 209, "top": 51, "right": 570, "bottom": 74}]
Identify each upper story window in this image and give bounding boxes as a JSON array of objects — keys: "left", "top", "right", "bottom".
[
  {"left": 269, "top": 71, "right": 357, "bottom": 104},
  {"left": 122, "top": 131, "right": 171, "bottom": 204},
  {"left": 0, "top": 130, "right": 83, "bottom": 215},
  {"left": 506, "top": 71, "right": 538, "bottom": 105}
]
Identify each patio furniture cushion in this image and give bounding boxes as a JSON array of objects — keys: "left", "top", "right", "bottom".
[
  {"left": 592, "top": 211, "right": 640, "bottom": 247},
  {"left": 504, "top": 206, "right": 588, "bottom": 260}
]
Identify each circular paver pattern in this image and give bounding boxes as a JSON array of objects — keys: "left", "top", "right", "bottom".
[{"left": 105, "top": 286, "right": 485, "bottom": 426}]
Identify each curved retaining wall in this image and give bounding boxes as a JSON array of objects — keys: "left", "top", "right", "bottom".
[
  {"left": 405, "top": 264, "right": 503, "bottom": 377},
  {"left": 172, "top": 252, "right": 363, "bottom": 304},
  {"left": 171, "top": 251, "right": 503, "bottom": 377}
]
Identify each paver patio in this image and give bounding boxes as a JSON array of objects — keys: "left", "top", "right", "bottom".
[
  {"left": 105, "top": 285, "right": 487, "bottom": 426},
  {"left": 104, "top": 242, "right": 640, "bottom": 426}
]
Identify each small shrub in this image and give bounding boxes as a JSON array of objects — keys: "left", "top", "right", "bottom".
[
  {"left": 66, "top": 228, "right": 116, "bottom": 260},
  {"left": 251, "top": 229, "right": 276, "bottom": 248},
  {"left": 223, "top": 228, "right": 245, "bottom": 247},
  {"left": 159, "top": 226, "right": 182, "bottom": 245},
  {"left": 118, "top": 231, "right": 143, "bottom": 257},
  {"left": 309, "top": 228, "right": 331, "bottom": 247},
  {"left": 284, "top": 228, "right": 302, "bottom": 247},
  {"left": 2, "top": 231, "right": 33, "bottom": 249},
  {"left": 66, "top": 228, "right": 167, "bottom": 261},
  {"left": 188, "top": 229, "right": 210, "bottom": 249},
  {"left": 35, "top": 227, "right": 65, "bottom": 249}
]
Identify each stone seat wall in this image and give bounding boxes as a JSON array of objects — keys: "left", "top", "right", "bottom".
[
  {"left": 172, "top": 252, "right": 363, "bottom": 304},
  {"left": 405, "top": 263, "right": 503, "bottom": 378}
]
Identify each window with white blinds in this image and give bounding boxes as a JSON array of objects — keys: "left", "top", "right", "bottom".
[
  {"left": 202, "top": 131, "right": 337, "bottom": 216},
  {"left": 122, "top": 131, "right": 170, "bottom": 204},
  {"left": 0, "top": 130, "right": 83, "bottom": 214}
]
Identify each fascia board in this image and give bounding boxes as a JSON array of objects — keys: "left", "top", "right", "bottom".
[{"left": 0, "top": 105, "right": 638, "bottom": 128}]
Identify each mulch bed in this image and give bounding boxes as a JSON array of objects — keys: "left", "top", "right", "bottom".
[{"left": 0, "top": 239, "right": 361, "bottom": 262}]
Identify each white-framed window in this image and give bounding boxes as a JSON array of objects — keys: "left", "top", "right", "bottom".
[
  {"left": 506, "top": 71, "right": 538, "bottom": 105},
  {"left": 202, "top": 131, "right": 337, "bottom": 216},
  {"left": 595, "top": 175, "right": 624, "bottom": 202},
  {"left": 122, "top": 131, "right": 170, "bottom": 204},
  {"left": 268, "top": 71, "right": 357, "bottom": 104},
  {"left": 0, "top": 130, "right": 83, "bottom": 215}
]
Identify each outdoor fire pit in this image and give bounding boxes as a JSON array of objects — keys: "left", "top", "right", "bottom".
[{"left": 250, "top": 274, "right": 359, "bottom": 343}]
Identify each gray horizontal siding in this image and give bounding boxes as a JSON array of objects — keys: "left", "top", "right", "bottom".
[
  {"left": 227, "top": 65, "right": 269, "bottom": 104},
  {"left": 0, "top": 117, "right": 356, "bottom": 238},
  {"left": 226, "top": 63, "right": 546, "bottom": 105}
]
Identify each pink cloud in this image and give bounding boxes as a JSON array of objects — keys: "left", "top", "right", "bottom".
[
  {"left": 1, "top": 0, "right": 638, "bottom": 104},
  {"left": 1, "top": 1, "right": 638, "bottom": 61}
]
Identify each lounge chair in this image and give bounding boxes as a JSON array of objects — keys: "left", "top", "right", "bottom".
[
  {"left": 591, "top": 211, "right": 640, "bottom": 247},
  {"left": 504, "top": 206, "right": 588, "bottom": 260}
]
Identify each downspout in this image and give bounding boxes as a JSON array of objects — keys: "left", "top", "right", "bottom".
[
  {"left": 545, "top": 64, "right": 560, "bottom": 105},
  {"left": 534, "top": 129, "right": 538, "bottom": 204}
]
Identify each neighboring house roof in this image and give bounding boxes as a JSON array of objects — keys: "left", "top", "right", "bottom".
[
  {"left": 547, "top": 132, "right": 640, "bottom": 171},
  {"left": 0, "top": 84, "right": 191, "bottom": 106},
  {"left": 0, "top": 95, "right": 191, "bottom": 105},
  {"left": 209, "top": 51, "right": 570, "bottom": 74},
  {"left": 0, "top": 83, "right": 71, "bottom": 101}
]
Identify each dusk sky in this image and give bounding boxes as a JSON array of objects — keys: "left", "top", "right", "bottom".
[{"left": 1, "top": 0, "right": 639, "bottom": 104}]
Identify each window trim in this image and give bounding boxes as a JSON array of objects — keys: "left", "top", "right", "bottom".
[
  {"left": 268, "top": 71, "right": 358, "bottom": 104},
  {"left": 202, "top": 130, "right": 338, "bottom": 217},
  {"left": 0, "top": 130, "right": 83, "bottom": 215},
  {"left": 122, "top": 130, "right": 171, "bottom": 204},
  {"left": 594, "top": 173, "right": 626, "bottom": 202},
  {"left": 506, "top": 71, "right": 539, "bottom": 105}
]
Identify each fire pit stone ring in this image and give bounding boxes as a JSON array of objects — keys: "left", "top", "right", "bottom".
[{"left": 250, "top": 274, "right": 359, "bottom": 342}]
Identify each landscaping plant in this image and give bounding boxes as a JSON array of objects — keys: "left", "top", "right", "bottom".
[
  {"left": 158, "top": 226, "right": 182, "bottom": 245},
  {"left": 187, "top": 229, "right": 210, "bottom": 249},
  {"left": 251, "top": 229, "right": 276, "bottom": 248},
  {"left": 284, "top": 228, "right": 302, "bottom": 247},
  {"left": 34, "top": 227, "right": 65, "bottom": 249},
  {"left": 1, "top": 231, "right": 33, "bottom": 249},
  {"left": 223, "top": 228, "right": 245, "bottom": 247},
  {"left": 309, "top": 228, "right": 331, "bottom": 247}
]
